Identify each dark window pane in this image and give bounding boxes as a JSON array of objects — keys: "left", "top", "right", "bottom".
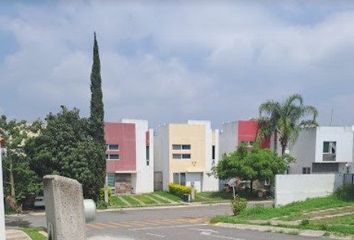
[{"left": 182, "top": 145, "right": 191, "bottom": 150}]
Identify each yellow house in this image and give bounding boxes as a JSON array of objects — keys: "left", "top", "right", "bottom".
[{"left": 154, "top": 120, "right": 219, "bottom": 192}]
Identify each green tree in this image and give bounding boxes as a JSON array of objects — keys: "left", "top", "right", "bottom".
[
  {"left": 215, "top": 144, "right": 292, "bottom": 191},
  {"left": 90, "top": 32, "right": 105, "bottom": 144},
  {"left": 89, "top": 32, "right": 106, "bottom": 195},
  {"left": 258, "top": 94, "right": 318, "bottom": 155},
  {"left": 26, "top": 107, "right": 104, "bottom": 200},
  {"left": 0, "top": 116, "right": 42, "bottom": 204}
]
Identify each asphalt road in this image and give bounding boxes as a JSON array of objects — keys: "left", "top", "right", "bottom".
[{"left": 6, "top": 204, "right": 325, "bottom": 240}]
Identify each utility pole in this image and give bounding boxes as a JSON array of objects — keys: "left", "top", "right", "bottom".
[
  {"left": 330, "top": 108, "right": 334, "bottom": 126},
  {"left": 0, "top": 137, "right": 5, "bottom": 239}
]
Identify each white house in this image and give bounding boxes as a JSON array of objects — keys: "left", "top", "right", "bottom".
[{"left": 288, "top": 126, "right": 354, "bottom": 174}]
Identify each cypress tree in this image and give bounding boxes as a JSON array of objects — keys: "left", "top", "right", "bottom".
[
  {"left": 89, "top": 32, "right": 106, "bottom": 199},
  {"left": 90, "top": 32, "right": 105, "bottom": 144}
]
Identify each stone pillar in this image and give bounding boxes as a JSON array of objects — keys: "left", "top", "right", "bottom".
[{"left": 43, "top": 175, "right": 86, "bottom": 240}]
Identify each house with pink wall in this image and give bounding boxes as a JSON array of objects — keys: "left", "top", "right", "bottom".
[{"left": 104, "top": 119, "right": 153, "bottom": 194}]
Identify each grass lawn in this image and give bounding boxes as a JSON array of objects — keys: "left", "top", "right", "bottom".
[
  {"left": 22, "top": 228, "right": 46, "bottom": 240},
  {"left": 134, "top": 194, "right": 158, "bottom": 205},
  {"left": 211, "top": 195, "right": 354, "bottom": 236},
  {"left": 298, "top": 214, "right": 354, "bottom": 235},
  {"left": 154, "top": 191, "right": 182, "bottom": 202},
  {"left": 196, "top": 191, "right": 233, "bottom": 202},
  {"left": 110, "top": 195, "right": 128, "bottom": 207},
  {"left": 109, "top": 191, "right": 183, "bottom": 208},
  {"left": 121, "top": 195, "right": 141, "bottom": 206}
]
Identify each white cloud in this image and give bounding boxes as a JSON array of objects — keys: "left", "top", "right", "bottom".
[{"left": 0, "top": 1, "right": 354, "bottom": 126}]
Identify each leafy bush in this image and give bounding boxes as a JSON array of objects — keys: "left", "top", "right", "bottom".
[
  {"left": 99, "top": 187, "right": 113, "bottom": 205},
  {"left": 335, "top": 185, "right": 354, "bottom": 201},
  {"left": 168, "top": 183, "right": 191, "bottom": 198},
  {"left": 231, "top": 195, "right": 247, "bottom": 216},
  {"left": 96, "top": 200, "right": 108, "bottom": 209},
  {"left": 300, "top": 219, "right": 310, "bottom": 226}
]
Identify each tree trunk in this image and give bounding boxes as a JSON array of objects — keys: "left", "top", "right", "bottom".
[
  {"left": 273, "top": 131, "right": 278, "bottom": 154},
  {"left": 9, "top": 158, "right": 15, "bottom": 198},
  {"left": 281, "top": 144, "right": 286, "bottom": 156}
]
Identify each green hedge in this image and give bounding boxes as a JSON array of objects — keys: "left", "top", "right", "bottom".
[{"left": 168, "top": 183, "right": 191, "bottom": 197}]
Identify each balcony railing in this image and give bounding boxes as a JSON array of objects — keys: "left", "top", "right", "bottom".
[{"left": 322, "top": 153, "right": 336, "bottom": 161}]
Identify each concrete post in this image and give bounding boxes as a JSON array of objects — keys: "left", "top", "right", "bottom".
[
  {"left": 43, "top": 175, "right": 86, "bottom": 240},
  {"left": 0, "top": 142, "right": 5, "bottom": 240}
]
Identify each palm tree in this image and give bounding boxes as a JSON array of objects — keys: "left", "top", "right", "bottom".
[{"left": 258, "top": 94, "right": 318, "bottom": 156}]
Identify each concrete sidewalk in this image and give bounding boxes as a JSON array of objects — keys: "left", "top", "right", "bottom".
[{"left": 6, "top": 229, "right": 31, "bottom": 240}]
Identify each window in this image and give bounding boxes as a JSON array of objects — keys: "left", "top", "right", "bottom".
[
  {"left": 172, "top": 144, "right": 191, "bottom": 150},
  {"left": 146, "top": 145, "right": 150, "bottom": 160},
  {"left": 107, "top": 174, "right": 115, "bottom": 187},
  {"left": 173, "top": 153, "right": 191, "bottom": 159},
  {"left": 173, "top": 154, "right": 182, "bottom": 159},
  {"left": 212, "top": 145, "right": 215, "bottom": 160},
  {"left": 323, "top": 142, "right": 336, "bottom": 154},
  {"left": 323, "top": 141, "right": 336, "bottom": 161},
  {"left": 302, "top": 167, "right": 311, "bottom": 174},
  {"left": 182, "top": 144, "right": 191, "bottom": 150},
  {"left": 107, "top": 144, "right": 119, "bottom": 151},
  {"left": 172, "top": 144, "right": 182, "bottom": 150},
  {"left": 146, "top": 145, "right": 150, "bottom": 166},
  {"left": 106, "top": 154, "right": 119, "bottom": 160}
]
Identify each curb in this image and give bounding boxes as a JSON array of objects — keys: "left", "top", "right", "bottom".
[
  {"left": 213, "top": 222, "right": 353, "bottom": 240},
  {"left": 7, "top": 200, "right": 273, "bottom": 216}
]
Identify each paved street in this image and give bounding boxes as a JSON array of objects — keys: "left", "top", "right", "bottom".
[{"left": 6, "top": 204, "right": 325, "bottom": 240}]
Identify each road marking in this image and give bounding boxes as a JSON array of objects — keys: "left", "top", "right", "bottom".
[
  {"left": 200, "top": 232, "right": 245, "bottom": 240},
  {"left": 130, "top": 223, "right": 207, "bottom": 231},
  {"left": 190, "top": 228, "right": 218, "bottom": 233},
  {"left": 189, "top": 228, "right": 245, "bottom": 240},
  {"left": 146, "top": 232, "right": 166, "bottom": 238}
]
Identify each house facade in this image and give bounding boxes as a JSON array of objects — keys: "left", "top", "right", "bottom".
[
  {"left": 104, "top": 119, "right": 154, "bottom": 194},
  {"left": 154, "top": 120, "right": 219, "bottom": 192},
  {"left": 219, "top": 120, "right": 270, "bottom": 156},
  {"left": 288, "top": 126, "right": 354, "bottom": 174}
]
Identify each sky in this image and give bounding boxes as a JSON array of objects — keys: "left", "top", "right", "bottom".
[{"left": 1, "top": 0, "right": 354, "bottom": 128}]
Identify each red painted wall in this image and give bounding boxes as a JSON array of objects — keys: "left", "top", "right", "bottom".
[
  {"left": 238, "top": 120, "right": 270, "bottom": 148},
  {"left": 105, "top": 122, "right": 136, "bottom": 173}
]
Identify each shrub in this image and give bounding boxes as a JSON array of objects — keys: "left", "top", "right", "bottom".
[
  {"left": 300, "top": 219, "right": 310, "bottom": 226},
  {"left": 96, "top": 200, "right": 108, "bottom": 209},
  {"left": 335, "top": 185, "right": 354, "bottom": 201},
  {"left": 168, "top": 183, "right": 191, "bottom": 198},
  {"left": 231, "top": 195, "right": 247, "bottom": 216},
  {"left": 99, "top": 187, "right": 113, "bottom": 205}
]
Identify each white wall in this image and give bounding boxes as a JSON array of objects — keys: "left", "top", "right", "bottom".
[
  {"left": 186, "top": 173, "right": 202, "bottom": 192},
  {"left": 219, "top": 122, "right": 237, "bottom": 158},
  {"left": 153, "top": 124, "right": 170, "bottom": 191},
  {"left": 275, "top": 174, "right": 343, "bottom": 206},
  {"left": 315, "top": 127, "right": 354, "bottom": 164},
  {"left": 288, "top": 128, "right": 316, "bottom": 174},
  {"left": 122, "top": 119, "right": 154, "bottom": 193}
]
